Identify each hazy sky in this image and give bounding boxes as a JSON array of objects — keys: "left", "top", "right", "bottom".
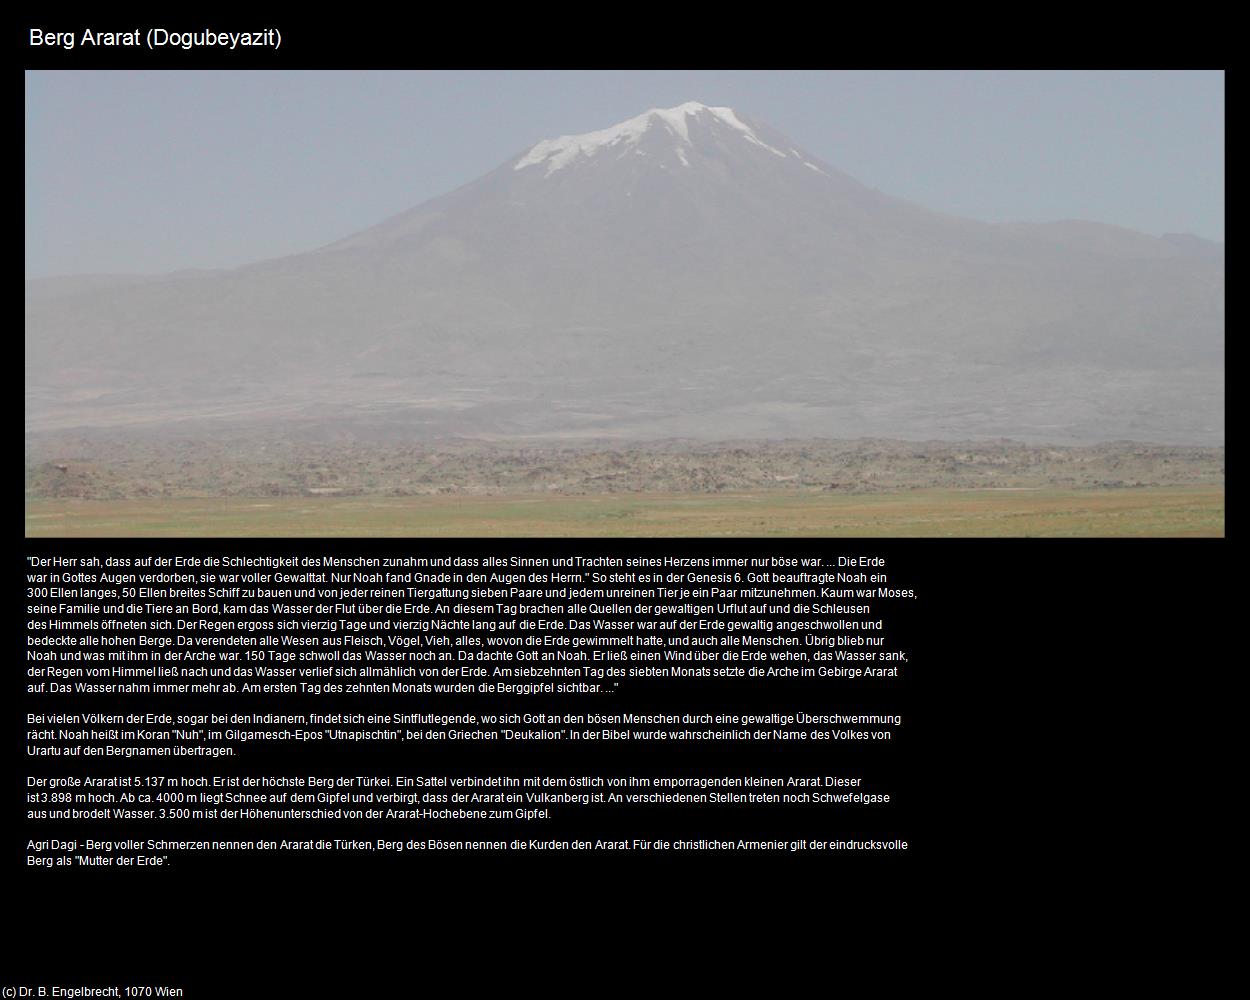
[{"left": 25, "top": 70, "right": 1224, "bottom": 277}]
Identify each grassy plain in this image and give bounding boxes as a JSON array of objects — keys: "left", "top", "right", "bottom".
[{"left": 24, "top": 485, "right": 1224, "bottom": 537}]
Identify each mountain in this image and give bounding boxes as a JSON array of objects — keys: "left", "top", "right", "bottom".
[{"left": 25, "top": 102, "right": 1224, "bottom": 444}]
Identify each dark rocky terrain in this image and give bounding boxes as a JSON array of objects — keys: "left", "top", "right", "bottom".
[{"left": 25, "top": 433, "right": 1224, "bottom": 501}]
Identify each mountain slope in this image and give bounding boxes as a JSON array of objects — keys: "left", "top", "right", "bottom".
[{"left": 25, "top": 102, "right": 1224, "bottom": 444}]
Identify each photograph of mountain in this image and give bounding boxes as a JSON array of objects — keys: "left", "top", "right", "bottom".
[{"left": 25, "top": 71, "right": 1224, "bottom": 536}]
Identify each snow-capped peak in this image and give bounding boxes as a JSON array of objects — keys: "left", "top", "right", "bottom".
[{"left": 514, "top": 102, "right": 789, "bottom": 176}]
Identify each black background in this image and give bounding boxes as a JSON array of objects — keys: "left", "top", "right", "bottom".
[
  {"left": 19, "top": 539, "right": 924, "bottom": 858},
  {"left": 11, "top": 538, "right": 1230, "bottom": 991},
  {"left": 17, "top": 16, "right": 1229, "bottom": 995}
]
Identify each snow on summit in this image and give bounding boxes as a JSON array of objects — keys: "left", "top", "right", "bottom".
[{"left": 514, "top": 101, "right": 789, "bottom": 175}]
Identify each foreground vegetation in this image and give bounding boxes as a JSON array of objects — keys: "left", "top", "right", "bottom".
[
  {"left": 25, "top": 435, "right": 1224, "bottom": 500},
  {"left": 25, "top": 486, "right": 1224, "bottom": 537}
]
